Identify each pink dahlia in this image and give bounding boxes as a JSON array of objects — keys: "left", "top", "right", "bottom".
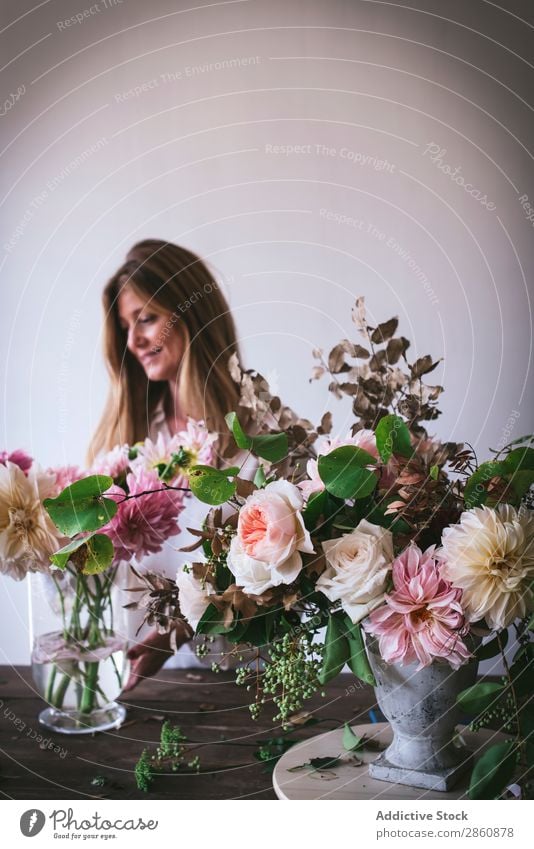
[
  {"left": 0, "top": 449, "right": 33, "bottom": 476},
  {"left": 102, "top": 469, "right": 185, "bottom": 564},
  {"left": 131, "top": 420, "right": 217, "bottom": 484},
  {"left": 91, "top": 444, "right": 130, "bottom": 480},
  {"left": 363, "top": 543, "right": 471, "bottom": 670},
  {"left": 47, "top": 465, "right": 85, "bottom": 496}
]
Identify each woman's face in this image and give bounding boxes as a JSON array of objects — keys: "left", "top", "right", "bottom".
[{"left": 117, "top": 285, "right": 185, "bottom": 382}]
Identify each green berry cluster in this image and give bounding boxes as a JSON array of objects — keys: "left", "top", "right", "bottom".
[
  {"left": 263, "top": 633, "right": 324, "bottom": 724},
  {"left": 469, "top": 679, "right": 517, "bottom": 735},
  {"left": 236, "top": 633, "right": 325, "bottom": 725}
]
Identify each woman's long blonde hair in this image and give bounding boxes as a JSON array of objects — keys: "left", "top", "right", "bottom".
[{"left": 88, "top": 239, "right": 241, "bottom": 462}]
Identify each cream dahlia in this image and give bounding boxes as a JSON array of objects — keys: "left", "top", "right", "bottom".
[
  {"left": 0, "top": 461, "right": 65, "bottom": 580},
  {"left": 440, "top": 504, "right": 534, "bottom": 630}
]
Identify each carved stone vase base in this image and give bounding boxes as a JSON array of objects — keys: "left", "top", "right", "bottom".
[{"left": 369, "top": 749, "right": 474, "bottom": 792}]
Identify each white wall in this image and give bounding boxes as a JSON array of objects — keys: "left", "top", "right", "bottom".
[{"left": 1, "top": 0, "right": 533, "bottom": 663}]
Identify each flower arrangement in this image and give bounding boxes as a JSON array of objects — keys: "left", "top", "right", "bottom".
[
  {"left": 129, "top": 298, "right": 534, "bottom": 799},
  {"left": 0, "top": 419, "right": 214, "bottom": 731}
]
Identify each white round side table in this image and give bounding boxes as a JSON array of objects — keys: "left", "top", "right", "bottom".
[{"left": 273, "top": 722, "right": 505, "bottom": 800}]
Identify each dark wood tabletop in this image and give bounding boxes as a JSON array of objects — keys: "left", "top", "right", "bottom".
[{"left": 0, "top": 665, "right": 376, "bottom": 800}]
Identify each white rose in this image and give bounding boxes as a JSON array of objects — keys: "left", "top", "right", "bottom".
[
  {"left": 316, "top": 520, "right": 394, "bottom": 623},
  {"left": 175, "top": 566, "right": 212, "bottom": 629}
]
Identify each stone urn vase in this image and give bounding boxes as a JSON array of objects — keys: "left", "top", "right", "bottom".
[{"left": 365, "top": 634, "right": 479, "bottom": 791}]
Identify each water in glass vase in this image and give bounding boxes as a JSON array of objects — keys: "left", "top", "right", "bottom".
[{"left": 32, "top": 631, "right": 129, "bottom": 734}]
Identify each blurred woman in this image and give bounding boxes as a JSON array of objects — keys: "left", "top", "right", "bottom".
[{"left": 89, "top": 238, "right": 244, "bottom": 691}]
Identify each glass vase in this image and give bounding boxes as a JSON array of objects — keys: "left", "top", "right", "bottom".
[{"left": 29, "top": 565, "right": 130, "bottom": 734}]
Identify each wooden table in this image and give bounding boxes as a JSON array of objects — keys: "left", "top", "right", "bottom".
[{"left": 0, "top": 666, "right": 375, "bottom": 800}]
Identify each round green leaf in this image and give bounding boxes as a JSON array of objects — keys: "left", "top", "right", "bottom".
[
  {"left": 463, "top": 461, "right": 508, "bottom": 509},
  {"left": 318, "top": 446, "right": 378, "bottom": 500},
  {"left": 456, "top": 681, "right": 505, "bottom": 715},
  {"left": 189, "top": 465, "right": 237, "bottom": 505},
  {"left": 50, "top": 532, "right": 114, "bottom": 575},
  {"left": 82, "top": 534, "right": 114, "bottom": 574},
  {"left": 44, "top": 475, "right": 117, "bottom": 536},
  {"left": 375, "top": 414, "right": 413, "bottom": 462},
  {"left": 469, "top": 741, "right": 517, "bottom": 799}
]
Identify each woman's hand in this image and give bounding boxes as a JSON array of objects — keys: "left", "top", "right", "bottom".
[{"left": 121, "top": 622, "right": 192, "bottom": 693}]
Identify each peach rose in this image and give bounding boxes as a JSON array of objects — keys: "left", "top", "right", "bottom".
[{"left": 227, "top": 480, "right": 314, "bottom": 595}]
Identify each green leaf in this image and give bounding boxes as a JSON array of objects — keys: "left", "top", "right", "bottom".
[
  {"left": 188, "top": 465, "right": 237, "bottom": 505},
  {"left": 250, "top": 432, "right": 288, "bottom": 463},
  {"left": 502, "top": 447, "right": 534, "bottom": 473},
  {"left": 50, "top": 532, "right": 114, "bottom": 574},
  {"left": 196, "top": 603, "right": 233, "bottom": 635},
  {"left": 456, "top": 681, "right": 505, "bottom": 715},
  {"left": 238, "top": 611, "right": 277, "bottom": 646},
  {"left": 475, "top": 630, "right": 508, "bottom": 661},
  {"left": 308, "top": 756, "right": 341, "bottom": 771},
  {"left": 429, "top": 464, "right": 439, "bottom": 480},
  {"left": 44, "top": 475, "right": 117, "bottom": 536},
  {"left": 468, "top": 741, "right": 517, "bottom": 800},
  {"left": 509, "top": 469, "right": 534, "bottom": 502},
  {"left": 375, "top": 415, "right": 413, "bottom": 463},
  {"left": 318, "top": 446, "right": 378, "bottom": 500},
  {"left": 253, "top": 465, "right": 267, "bottom": 488},
  {"left": 463, "top": 461, "right": 508, "bottom": 509},
  {"left": 318, "top": 614, "right": 350, "bottom": 685},
  {"left": 225, "top": 411, "right": 250, "bottom": 450},
  {"left": 342, "top": 723, "right": 363, "bottom": 752},
  {"left": 81, "top": 534, "right": 114, "bottom": 575},
  {"left": 510, "top": 643, "right": 534, "bottom": 698},
  {"left": 225, "top": 411, "right": 288, "bottom": 462},
  {"left": 345, "top": 625, "right": 376, "bottom": 686}
]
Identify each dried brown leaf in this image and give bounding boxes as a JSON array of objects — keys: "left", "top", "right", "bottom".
[
  {"left": 228, "top": 352, "right": 242, "bottom": 383},
  {"left": 371, "top": 317, "right": 399, "bottom": 344},
  {"left": 328, "top": 381, "right": 343, "bottom": 400},
  {"left": 369, "top": 350, "right": 388, "bottom": 371},
  {"left": 386, "top": 336, "right": 410, "bottom": 364},
  {"left": 352, "top": 296, "right": 368, "bottom": 336},
  {"left": 411, "top": 355, "right": 441, "bottom": 378},
  {"left": 328, "top": 344, "right": 347, "bottom": 373},
  {"left": 338, "top": 382, "right": 359, "bottom": 396},
  {"left": 310, "top": 365, "right": 325, "bottom": 381}
]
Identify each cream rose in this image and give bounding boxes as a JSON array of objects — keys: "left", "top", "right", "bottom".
[
  {"left": 175, "top": 566, "right": 212, "bottom": 629},
  {"left": 316, "top": 520, "right": 394, "bottom": 623},
  {"left": 227, "top": 480, "right": 314, "bottom": 595},
  {"left": 440, "top": 504, "right": 534, "bottom": 630}
]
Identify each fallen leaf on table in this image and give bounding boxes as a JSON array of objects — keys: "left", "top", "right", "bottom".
[
  {"left": 285, "top": 710, "right": 315, "bottom": 727},
  {"left": 287, "top": 755, "right": 342, "bottom": 773}
]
